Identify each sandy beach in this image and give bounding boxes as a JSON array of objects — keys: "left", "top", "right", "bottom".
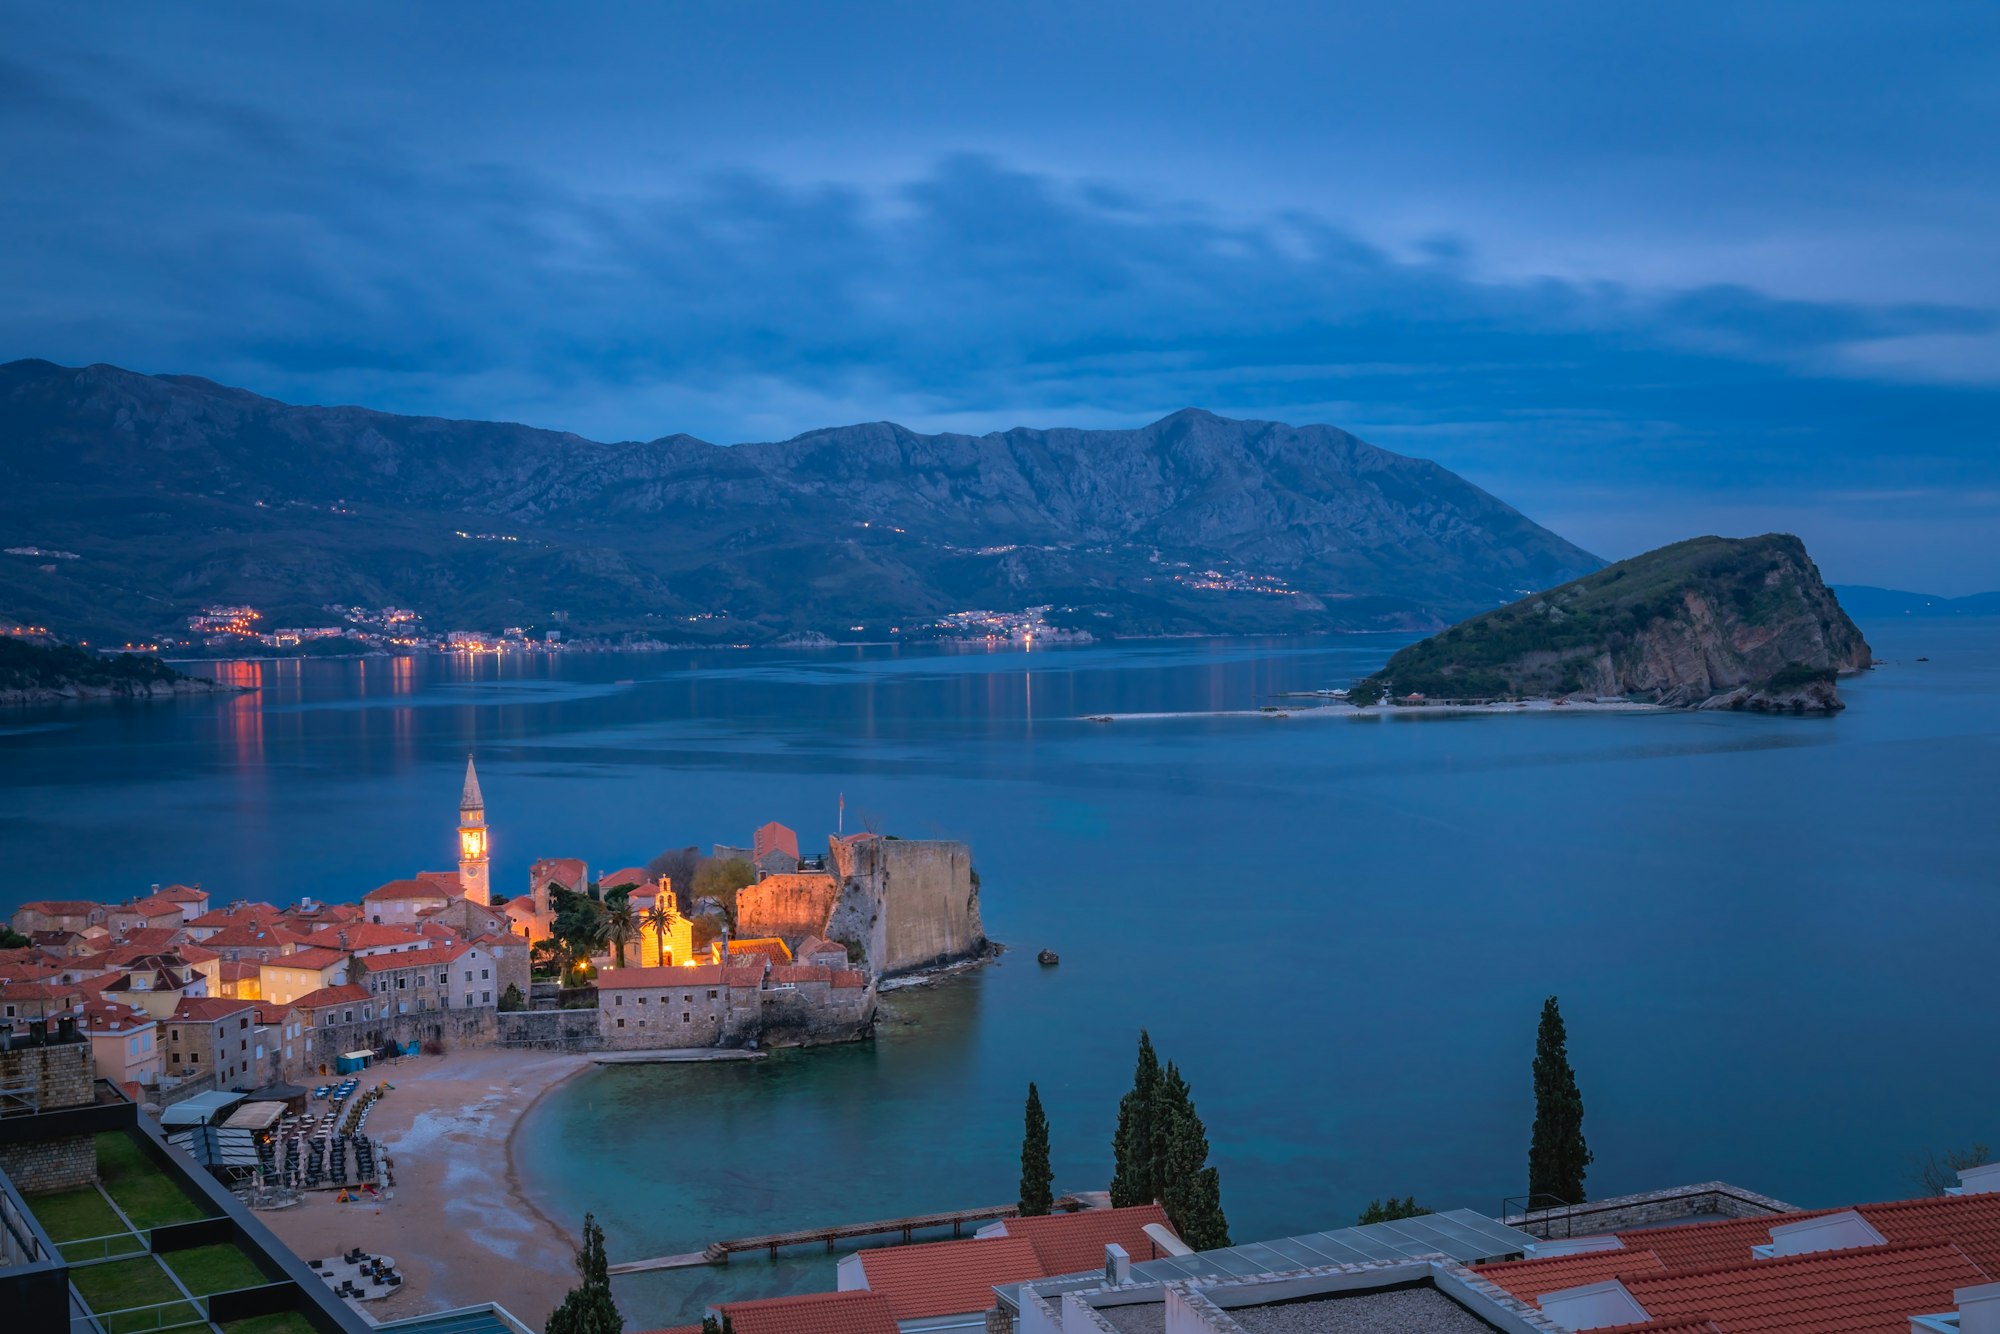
[{"left": 256, "top": 1047, "right": 592, "bottom": 1328}]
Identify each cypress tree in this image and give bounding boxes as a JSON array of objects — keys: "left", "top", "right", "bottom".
[
  {"left": 1150, "top": 1060, "right": 1191, "bottom": 1205},
  {"left": 1020, "top": 1081, "right": 1054, "bottom": 1216},
  {"left": 1527, "top": 995, "right": 1592, "bottom": 1205},
  {"left": 1109, "top": 1031, "right": 1162, "bottom": 1205},
  {"left": 546, "top": 1213, "right": 622, "bottom": 1334},
  {"left": 1157, "top": 1064, "right": 1231, "bottom": 1250}
]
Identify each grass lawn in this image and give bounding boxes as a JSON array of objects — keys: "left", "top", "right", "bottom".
[
  {"left": 95, "top": 1130, "right": 212, "bottom": 1228},
  {"left": 67, "top": 1256, "right": 204, "bottom": 1332},
  {"left": 163, "top": 1241, "right": 269, "bottom": 1294},
  {"left": 223, "top": 1315, "right": 321, "bottom": 1334},
  {"left": 25, "top": 1184, "right": 127, "bottom": 1243}
]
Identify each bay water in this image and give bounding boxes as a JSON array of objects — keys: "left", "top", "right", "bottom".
[{"left": 2, "top": 621, "right": 1994, "bottom": 1321}]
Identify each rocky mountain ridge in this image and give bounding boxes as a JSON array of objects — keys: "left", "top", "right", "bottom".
[
  {"left": 0, "top": 359, "right": 1601, "bottom": 643},
  {"left": 1356, "top": 534, "right": 1873, "bottom": 713}
]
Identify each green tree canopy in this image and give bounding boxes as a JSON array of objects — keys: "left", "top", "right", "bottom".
[
  {"left": 693, "top": 857, "right": 756, "bottom": 928},
  {"left": 1358, "top": 1196, "right": 1432, "bottom": 1225},
  {"left": 1109, "top": 1030, "right": 1162, "bottom": 1206},
  {"left": 1157, "top": 1062, "right": 1230, "bottom": 1250},
  {"left": 1527, "top": 995, "right": 1592, "bottom": 1205},
  {"left": 1020, "top": 1081, "right": 1054, "bottom": 1217},
  {"left": 545, "top": 1213, "right": 621, "bottom": 1334},
  {"left": 498, "top": 983, "right": 527, "bottom": 1013}
]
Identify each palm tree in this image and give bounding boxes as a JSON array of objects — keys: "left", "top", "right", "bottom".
[
  {"left": 642, "top": 902, "right": 675, "bottom": 966},
  {"left": 602, "top": 902, "right": 637, "bottom": 970}
]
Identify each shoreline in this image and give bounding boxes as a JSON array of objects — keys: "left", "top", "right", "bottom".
[
  {"left": 1084, "top": 698, "right": 1670, "bottom": 722},
  {"left": 256, "top": 1047, "right": 594, "bottom": 1328}
]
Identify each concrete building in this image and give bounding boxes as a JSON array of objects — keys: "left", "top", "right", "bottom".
[
  {"left": 256, "top": 946, "right": 351, "bottom": 1006},
  {"left": 78, "top": 998, "right": 160, "bottom": 1088}
]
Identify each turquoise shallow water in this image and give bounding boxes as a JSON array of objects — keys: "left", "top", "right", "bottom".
[{"left": 3, "top": 623, "right": 1996, "bottom": 1323}]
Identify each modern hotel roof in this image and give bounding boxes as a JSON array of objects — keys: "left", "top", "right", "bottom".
[{"left": 997, "top": 1208, "right": 1535, "bottom": 1308}]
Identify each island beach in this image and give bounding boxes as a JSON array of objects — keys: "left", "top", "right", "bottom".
[{"left": 256, "top": 1047, "right": 591, "bottom": 1327}]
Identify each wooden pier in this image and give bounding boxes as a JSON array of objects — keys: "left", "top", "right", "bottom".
[{"left": 607, "top": 1196, "right": 1086, "bottom": 1275}]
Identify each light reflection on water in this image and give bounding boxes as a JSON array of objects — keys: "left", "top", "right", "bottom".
[{"left": 4, "top": 625, "right": 1998, "bottom": 1324}]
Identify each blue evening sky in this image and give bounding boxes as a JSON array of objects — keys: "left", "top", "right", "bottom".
[{"left": 6, "top": 3, "right": 1997, "bottom": 590}]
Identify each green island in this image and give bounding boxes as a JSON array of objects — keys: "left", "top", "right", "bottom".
[{"left": 1350, "top": 533, "right": 1873, "bottom": 712}]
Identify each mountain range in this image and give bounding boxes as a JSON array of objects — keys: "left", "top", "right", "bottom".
[
  {"left": 0, "top": 359, "right": 1602, "bottom": 645},
  {"left": 1828, "top": 586, "right": 2000, "bottom": 618}
]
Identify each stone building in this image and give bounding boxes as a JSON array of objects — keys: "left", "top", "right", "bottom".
[
  {"left": 104, "top": 892, "right": 189, "bottom": 937},
  {"left": 163, "top": 995, "right": 262, "bottom": 1089},
  {"left": 257, "top": 946, "right": 350, "bottom": 1006},
  {"left": 595, "top": 963, "right": 767, "bottom": 1048},
  {"left": 361, "top": 877, "right": 456, "bottom": 925},
  {"left": 8, "top": 899, "right": 106, "bottom": 936}
]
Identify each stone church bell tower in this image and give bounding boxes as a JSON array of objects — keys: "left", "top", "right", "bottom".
[{"left": 458, "top": 755, "right": 490, "bottom": 904}]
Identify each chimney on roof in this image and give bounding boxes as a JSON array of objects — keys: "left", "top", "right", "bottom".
[
  {"left": 1104, "top": 1243, "right": 1131, "bottom": 1287},
  {"left": 1955, "top": 1281, "right": 2000, "bottom": 1334},
  {"left": 1956, "top": 1162, "right": 2000, "bottom": 1196}
]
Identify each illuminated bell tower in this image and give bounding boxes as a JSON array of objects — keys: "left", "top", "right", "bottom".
[{"left": 458, "top": 754, "right": 490, "bottom": 904}]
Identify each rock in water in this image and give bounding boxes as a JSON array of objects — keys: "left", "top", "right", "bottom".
[
  {"left": 1352, "top": 534, "right": 1871, "bottom": 713},
  {"left": 1037, "top": 949, "right": 1060, "bottom": 966}
]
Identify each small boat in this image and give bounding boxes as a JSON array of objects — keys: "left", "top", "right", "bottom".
[
  {"left": 1037, "top": 949, "right": 1060, "bottom": 966},
  {"left": 1916, "top": 656, "right": 1930, "bottom": 662}
]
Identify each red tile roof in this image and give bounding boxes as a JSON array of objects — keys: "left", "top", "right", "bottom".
[
  {"left": 1476, "top": 1247, "right": 1667, "bottom": 1302},
  {"left": 722, "top": 937, "right": 792, "bottom": 964},
  {"left": 1596, "top": 1321, "right": 1726, "bottom": 1333},
  {"left": 597, "top": 867, "right": 652, "bottom": 891},
  {"left": 309, "top": 922, "right": 424, "bottom": 950},
  {"left": 595, "top": 963, "right": 764, "bottom": 990},
  {"left": 754, "top": 821, "right": 800, "bottom": 862},
  {"left": 1615, "top": 1212, "right": 1837, "bottom": 1271},
  {"left": 364, "top": 878, "right": 455, "bottom": 901},
  {"left": 1857, "top": 1191, "right": 2000, "bottom": 1275},
  {"left": 994, "top": 1204, "right": 1177, "bottom": 1276},
  {"left": 854, "top": 1234, "right": 1046, "bottom": 1320},
  {"left": 290, "top": 983, "right": 372, "bottom": 1011},
  {"left": 690, "top": 1290, "right": 898, "bottom": 1334},
  {"left": 159, "top": 885, "right": 207, "bottom": 902},
  {"left": 1622, "top": 1242, "right": 1987, "bottom": 1333},
  {"left": 171, "top": 996, "right": 260, "bottom": 1022},
  {"left": 268, "top": 947, "right": 347, "bottom": 971},
  {"left": 829, "top": 969, "right": 865, "bottom": 989},
  {"left": 771, "top": 964, "right": 833, "bottom": 985},
  {"left": 79, "top": 998, "right": 153, "bottom": 1032},
  {"left": 15, "top": 900, "right": 101, "bottom": 916},
  {"left": 368, "top": 941, "right": 473, "bottom": 970},
  {"left": 126, "top": 892, "right": 188, "bottom": 917}
]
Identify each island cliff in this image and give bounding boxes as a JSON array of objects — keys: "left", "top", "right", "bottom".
[
  {"left": 1353, "top": 534, "right": 1872, "bottom": 713},
  {"left": 0, "top": 636, "right": 233, "bottom": 705}
]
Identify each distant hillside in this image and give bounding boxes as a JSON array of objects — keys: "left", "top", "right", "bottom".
[
  {"left": 0, "top": 359, "right": 1601, "bottom": 645},
  {"left": 0, "top": 636, "right": 225, "bottom": 704},
  {"left": 1831, "top": 586, "right": 2000, "bottom": 618},
  {"left": 1355, "top": 534, "right": 1872, "bottom": 712}
]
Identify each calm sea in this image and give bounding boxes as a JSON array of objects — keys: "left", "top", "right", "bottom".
[{"left": 4, "top": 622, "right": 1995, "bottom": 1321}]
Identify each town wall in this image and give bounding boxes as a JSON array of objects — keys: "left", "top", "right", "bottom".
[
  {"left": 737, "top": 872, "right": 840, "bottom": 945},
  {"left": 828, "top": 838, "right": 985, "bottom": 976},
  {"left": 758, "top": 979, "right": 875, "bottom": 1047},
  {"left": 496, "top": 1009, "right": 602, "bottom": 1050},
  {"left": 300, "top": 1007, "right": 496, "bottom": 1077}
]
